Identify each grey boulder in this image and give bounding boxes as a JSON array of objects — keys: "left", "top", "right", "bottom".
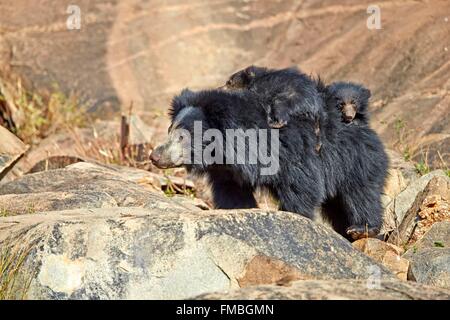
[{"left": 0, "top": 207, "right": 394, "bottom": 300}]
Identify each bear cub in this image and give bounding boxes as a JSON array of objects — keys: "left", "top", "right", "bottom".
[
  {"left": 224, "top": 66, "right": 323, "bottom": 129},
  {"left": 326, "top": 82, "right": 371, "bottom": 126},
  {"left": 225, "top": 67, "right": 371, "bottom": 128}
]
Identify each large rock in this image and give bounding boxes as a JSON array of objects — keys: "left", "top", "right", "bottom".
[
  {"left": 408, "top": 222, "right": 450, "bottom": 251},
  {"left": 382, "top": 170, "right": 448, "bottom": 234},
  {"left": 353, "top": 238, "right": 409, "bottom": 281},
  {"left": 196, "top": 280, "right": 450, "bottom": 300},
  {"left": 0, "top": 125, "right": 27, "bottom": 180},
  {"left": 0, "top": 191, "right": 117, "bottom": 216},
  {"left": 404, "top": 248, "right": 450, "bottom": 290},
  {"left": 388, "top": 175, "right": 450, "bottom": 246},
  {"left": 0, "top": 207, "right": 394, "bottom": 300},
  {"left": 0, "top": 162, "right": 199, "bottom": 214},
  {"left": 409, "top": 177, "right": 449, "bottom": 244},
  {"left": 0, "top": 0, "right": 293, "bottom": 118},
  {"left": 403, "top": 222, "right": 450, "bottom": 289}
]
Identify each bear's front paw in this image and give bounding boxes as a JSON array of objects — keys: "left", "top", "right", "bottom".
[{"left": 346, "top": 225, "right": 379, "bottom": 241}]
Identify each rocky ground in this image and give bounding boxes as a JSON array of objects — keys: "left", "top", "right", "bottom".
[{"left": 0, "top": 129, "right": 449, "bottom": 299}]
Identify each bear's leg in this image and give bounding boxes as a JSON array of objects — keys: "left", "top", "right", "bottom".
[
  {"left": 267, "top": 101, "right": 290, "bottom": 129},
  {"left": 271, "top": 184, "right": 318, "bottom": 220},
  {"left": 321, "top": 196, "right": 350, "bottom": 237},
  {"left": 208, "top": 172, "right": 257, "bottom": 209},
  {"left": 340, "top": 188, "right": 383, "bottom": 241}
]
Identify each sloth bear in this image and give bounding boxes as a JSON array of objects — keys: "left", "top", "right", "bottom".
[{"left": 150, "top": 70, "right": 388, "bottom": 241}]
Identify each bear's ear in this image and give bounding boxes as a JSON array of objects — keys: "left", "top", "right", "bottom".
[
  {"left": 245, "top": 65, "right": 267, "bottom": 79},
  {"left": 244, "top": 66, "right": 257, "bottom": 78},
  {"left": 324, "top": 83, "right": 335, "bottom": 95},
  {"left": 169, "top": 88, "right": 195, "bottom": 121}
]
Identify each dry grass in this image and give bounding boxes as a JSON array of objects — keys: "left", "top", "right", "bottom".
[
  {"left": 393, "top": 118, "right": 448, "bottom": 175},
  {"left": 0, "top": 208, "right": 14, "bottom": 217},
  {"left": 2, "top": 79, "right": 87, "bottom": 145},
  {"left": 0, "top": 243, "right": 34, "bottom": 300},
  {"left": 1, "top": 78, "right": 157, "bottom": 169},
  {"left": 67, "top": 125, "right": 153, "bottom": 169},
  {"left": 2, "top": 78, "right": 196, "bottom": 198}
]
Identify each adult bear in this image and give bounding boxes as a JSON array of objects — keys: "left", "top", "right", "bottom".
[{"left": 150, "top": 68, "right": 388, "bottom": 240}]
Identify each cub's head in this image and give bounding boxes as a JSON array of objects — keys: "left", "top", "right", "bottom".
[
  {"left": 223, "top": 65, "right": 268, "bottom": 90},
  {"left": 150, "top": 89, "right": 206, "bottom": 169},
  {"left": 327, "top": 82, "right": 371, "bottom": 123}
]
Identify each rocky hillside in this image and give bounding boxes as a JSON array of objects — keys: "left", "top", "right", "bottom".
[{"left": 0, "top": 0, "right": 449, "bottom": 167}]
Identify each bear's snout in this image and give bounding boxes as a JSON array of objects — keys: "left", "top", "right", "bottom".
[
  {"left": 150, "top": 141, "right": 185, "bottom": 169},
  {"left": 149, "top": 148, "right": 161, "bottom": 164}
]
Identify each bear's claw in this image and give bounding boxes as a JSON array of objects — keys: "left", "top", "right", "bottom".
[{"left": 346, "top": 225, "right": 379, "bottom": 241}]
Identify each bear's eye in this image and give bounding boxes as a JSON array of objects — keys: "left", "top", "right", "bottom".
[{"left": 178, "top": 135, "right": 184, "bottom": 142}]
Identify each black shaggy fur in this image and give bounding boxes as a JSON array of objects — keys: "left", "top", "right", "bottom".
[{"left": 166, "top": 70, "right": 388, "bottom": 240}]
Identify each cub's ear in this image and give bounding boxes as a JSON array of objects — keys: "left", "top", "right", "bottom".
[
  {"left": 362, "top": 87, "right": 371, "bottom": 100},
  {"left": 169, "top": 88, "right": 195, "bottom": 121}
]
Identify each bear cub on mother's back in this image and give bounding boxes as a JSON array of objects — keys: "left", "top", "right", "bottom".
[
  {"left": 225, "top": 66, "right": 371, "bottom": 128},
  {"left": 224, "top": 66, "right": 323, "bottom": 129}
]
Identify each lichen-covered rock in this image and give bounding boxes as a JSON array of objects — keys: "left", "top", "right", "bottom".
[
  {"left": 195, "top": 279, "right": 450, "bottom": 300},
  {"left": 0, "top": 208, "right": 394, "bottom": 300}
]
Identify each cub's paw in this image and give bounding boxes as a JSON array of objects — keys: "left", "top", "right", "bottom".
[
  {"left": 268, "top": 116, "right": 288, "bottom": 129},
  {"left": 346, "top": 225, "right": 379, "bottom": 241}
]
